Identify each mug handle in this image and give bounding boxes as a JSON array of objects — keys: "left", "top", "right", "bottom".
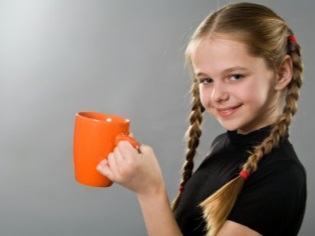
[{"left": 115, "top": 134, "right": 139, "bottom": 151}]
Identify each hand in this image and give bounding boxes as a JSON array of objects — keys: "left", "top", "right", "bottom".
[{"left": 97, "top": 141, "right": 165, "bottom": 197}]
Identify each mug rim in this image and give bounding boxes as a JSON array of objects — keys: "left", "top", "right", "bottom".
[{"left": 76, "top": 112, "right": 130, "bottom": 124}]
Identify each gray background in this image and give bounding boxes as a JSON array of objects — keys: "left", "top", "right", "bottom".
[{"left": 0, "top": 0, "right": 314, "bottom": 235}]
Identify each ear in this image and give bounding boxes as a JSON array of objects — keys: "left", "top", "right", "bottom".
[{"left": 274, "top": 55, "right": 293, "bottom": 91}]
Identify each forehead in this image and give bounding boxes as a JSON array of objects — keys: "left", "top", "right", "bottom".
[{"left": 189, "top": 37, "right": 267, "bottom": 75}]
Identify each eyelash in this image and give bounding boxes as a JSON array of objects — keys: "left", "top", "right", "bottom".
[
  {"left": 198, "top": 78, "right": 213, "bottom": 85},
  {"left": 230, "top": 74, "right": 244, "bottom": 80},
  {"left": 198, "top": 74, "right": 244, "bottom": 85}
]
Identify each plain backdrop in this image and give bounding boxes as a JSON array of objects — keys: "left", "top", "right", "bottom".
[{"left": 0, "top": 0, "right": 314, "bottom": 235}]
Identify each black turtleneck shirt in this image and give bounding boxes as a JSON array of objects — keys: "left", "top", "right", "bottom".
[{"left": 174, "top": 126, "right": 307, "bottom": 236}]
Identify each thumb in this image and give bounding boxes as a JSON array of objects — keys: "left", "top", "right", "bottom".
[{"left": 138, "top": 144, "right": 153, "bottom": 156}]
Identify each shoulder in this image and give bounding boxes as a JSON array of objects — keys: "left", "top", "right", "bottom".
[
  {"left": 246, "top": 158, "right": 306, "bottom": 198},
  {"left": 258, "top": 139, "right": 306, "bottom": 179},
  {"left": 244, "top": 140, "right": 306, "bottom": 204},
  {"left": 228, "top": 142, "right": 307, "bottom": 235}
]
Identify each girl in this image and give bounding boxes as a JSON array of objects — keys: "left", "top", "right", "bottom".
[{"left": 97, "top": 2, "right": 307, "bottom": 236}]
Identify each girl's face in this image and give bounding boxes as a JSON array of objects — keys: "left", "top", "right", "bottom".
[{"left": 191, "top": 36, "right": 282, "bottom": 134}]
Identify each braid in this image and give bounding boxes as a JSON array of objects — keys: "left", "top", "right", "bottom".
[
  {"left": 243, "top": 35, "right": 303, "bottom": 174},
  {"left": 200, "top": 35, "right": 303, "bottom": 236},
  {"left": 172, "top": 80, "right": 205, "bottom": 210}
]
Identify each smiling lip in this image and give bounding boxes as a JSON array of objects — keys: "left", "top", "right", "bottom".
[{"left": 216, "top": 105, "right": 242, "bottom": 118}]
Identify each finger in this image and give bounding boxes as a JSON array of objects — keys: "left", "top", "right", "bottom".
[
  {"left": 113, "top": 145, "right": 125, "bottom": 163},
  {"left": 118, "top": 141, "right": 139, "bottom": 159},
  {"left": 99, "top": 153, "right": 119, "bottom": 182},
  {"left": 98, "top": 158, "right": 108, "bottom": 167},
  {"left": 138, "top": 143, "right": 152, "bottom": 156},
  {"left": 97, "top": 159, "right": 114, "bottom": 179},
  {"left": 107, "top": 152, "right": 119, "bottom": 173}
]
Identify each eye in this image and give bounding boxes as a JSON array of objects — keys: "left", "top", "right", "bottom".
[
  {"left": 198, "top": 78, "right": 213, "bottom": 85},
  {"left": 230, "top": 74, "right": 244, "bottom": 81}
]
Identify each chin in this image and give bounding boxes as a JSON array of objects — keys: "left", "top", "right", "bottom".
[{"left": 218, "top": 121, "right": 239, "bottom": 131}]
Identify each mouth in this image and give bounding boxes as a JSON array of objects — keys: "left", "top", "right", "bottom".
[{"left": 216, "top": 105, "right": 242, "bottom": 118}]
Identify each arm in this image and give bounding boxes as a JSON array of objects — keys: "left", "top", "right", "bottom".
[
  {"left": 136, "top": 185, "right": 182, "bottom": 236},
  {"left": 218, "top": 221, "right": 261, "bottom": 236},
  {"left": 97, "top": 141, "right": 182, "bottom": 236}
]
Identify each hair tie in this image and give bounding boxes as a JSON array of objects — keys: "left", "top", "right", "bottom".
[
  {"left": 288, "top": 35, "right": 298, "bottom": 43},
  {"left": 239, "top": 170, "right": 250, "bottom": 180},
  {"left": 179, "top": 185, "right": 184, "bottom": 194}
]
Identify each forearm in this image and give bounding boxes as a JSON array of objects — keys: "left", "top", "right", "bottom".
[{"left": 136, "top": 186, "right": 182, "bottom": 236}]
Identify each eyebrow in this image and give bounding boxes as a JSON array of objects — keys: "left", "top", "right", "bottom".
[{"left": 195, "top": 66, "right": 249, "bottom": 78}]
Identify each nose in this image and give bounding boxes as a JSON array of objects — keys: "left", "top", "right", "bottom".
[{"left": 211, "top": 81, "right": 229, "bottom": 102}]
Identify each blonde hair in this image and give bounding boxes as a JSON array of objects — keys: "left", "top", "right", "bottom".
[{"left": 172, "top": 3, "right": 303, "bottom": 235}]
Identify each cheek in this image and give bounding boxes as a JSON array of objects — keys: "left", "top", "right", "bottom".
[
  {"left": 240, "top": 80, "right": 268, "bottom": 104},
  {"left": 241, "top": 85, "right": 269, "bottom": 107},
  {"left": 199, "top": 87, "right": 210, "bottom": 107},
  {"left": 239, "top": 89, "right": 259, "bottom": 106}
]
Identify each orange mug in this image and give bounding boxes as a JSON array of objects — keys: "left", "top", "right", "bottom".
[{"left": 73, "top": 112, "right": 138, "bottom": 187}]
